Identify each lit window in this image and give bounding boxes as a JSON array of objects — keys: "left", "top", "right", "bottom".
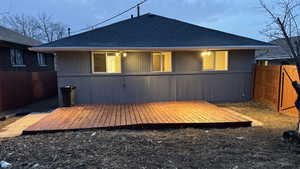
[
  {"left": 10, "top": 48, "right": 25, "bottom": 66},
  {"left": 92, "top": 52, "right": 121, "bottom": 73},
  {"left": 151, "top": 52, "right": 172, "bottom": 72},
  {"left": 37, "top": 53, "right": 47, "bottom": 66},
  {"left": 201, "top": 51, "right": 228, "bottom": 71}
]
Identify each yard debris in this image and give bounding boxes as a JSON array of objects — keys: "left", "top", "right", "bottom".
[
  {"left": 236, "top": 137, "right": 245, "bottom": 140},
  {"left": 91, "top": 132, "right": 96, "bottom": 137},
  {"left": 0, "top": 161, "right": 12, "bottom": 168},
  {"left": 121, "top": 136, "right": 126, "bottom": 141},
  {"left": 282, "top": 130, "right": 298, "bottom": 142},
  {"left": 232, "top": 165, "right": 239, "bottom": 169},
  {"left": 32, "top": 163, "right": 39, "bottom": 168}
]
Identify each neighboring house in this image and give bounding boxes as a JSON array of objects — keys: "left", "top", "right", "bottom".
[
  {"left": 30, "top": 13, "right": 274, "bottom": 104},
  {"left": 255, "top": 37, "right": 299, "bottom": 65},
  {"left": 0, "top": 26, "right": 55, "bottom": 72}
]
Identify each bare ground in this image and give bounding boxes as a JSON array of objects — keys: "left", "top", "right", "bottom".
[{"left": 0, "top": 101, "right": 300, "bottom": 169}]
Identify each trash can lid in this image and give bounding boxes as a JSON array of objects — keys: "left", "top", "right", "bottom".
[{"left": 62, "top": 85, "right": 76, "bottom": 89}]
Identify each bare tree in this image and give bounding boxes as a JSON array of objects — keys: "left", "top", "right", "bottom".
[
  {"left": 1, "top": 13, "right": 68, "bottom": 42},
  {"left": 37, "top": 13, "right": 68, "bottom": 42},
  {"left": 1, "top": 14, "right": 40, "bottom": 40},
  {"left": 260, "top": 0, "right": 300, "bottom": 135}
]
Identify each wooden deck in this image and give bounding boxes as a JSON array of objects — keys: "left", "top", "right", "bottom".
[{"left": 23, "top": 101, "right": 252, "bottom": 134}]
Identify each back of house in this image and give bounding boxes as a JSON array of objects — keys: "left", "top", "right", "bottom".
[{"left": 30, "top": 13, "right": 274, "bottom": 105}]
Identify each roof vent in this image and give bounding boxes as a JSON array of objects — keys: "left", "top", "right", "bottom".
[{"left": 148, "top": 13, "right": 156, "bottom": 17}]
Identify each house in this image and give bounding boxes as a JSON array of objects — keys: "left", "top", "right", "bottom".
[
  {"left": 255, "top": 37, "right": 299, "bottom": 65},
  {"left": 30, "top": 13, "right": 274, "bottom": 105},
  {"left": 0, "top": 26, "right": 54, "bottom": 72}
]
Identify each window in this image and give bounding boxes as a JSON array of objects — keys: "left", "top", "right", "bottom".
[
  {"left": 37, "top": 53, "right": 47, "bottom": 66},
  {"left": 151, "top": 52, "right": 172, "bottom": 72},
  {"left": 10, "top": 48, "right": 25, "bottom": 66},
  {"left": 201, "top": 51, "right": 228, "bottom": 71},
  {"left": 92, "top": 52, "right": 121, "bottom": 73}
]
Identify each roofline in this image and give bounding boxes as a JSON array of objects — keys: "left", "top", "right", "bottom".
[
  {"left": 0, "top": 40, "right": 37, "bottom": 47},
  {"left": 29, "top": 45, "right": 277, "bottom": 52},
  {"left": 256, "top": 56, "right": 293, "bottom": 60}
]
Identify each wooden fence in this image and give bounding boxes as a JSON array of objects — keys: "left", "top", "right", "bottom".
[
  {"left": 0, "top": 71, "right": 57, "bottom": 111},
  {"left": 254, "top": 65, "right": 299, "bottom": 117}
]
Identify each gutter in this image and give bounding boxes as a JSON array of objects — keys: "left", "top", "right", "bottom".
[{"left": 29, "top": 45, "right": 277, "bottom": 52}]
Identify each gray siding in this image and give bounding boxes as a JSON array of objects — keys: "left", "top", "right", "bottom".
[
  {"left": 229, "top": 50, "right": 255, "bottom": 72},
  {"left": 173, "top": 51, "right": 202, "bottom": 72},
  {"left": 56, "top": 51, "right": 91, "bottom": 75},
  {"left": 56, "top": 50, "right": 255, "bottom": 105}
]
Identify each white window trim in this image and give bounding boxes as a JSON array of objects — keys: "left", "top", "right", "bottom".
[
  {"left": 10, "top": 48, "right": 26, "bottom": 67},
  {"left": 151, "top": 52, "right": 172, "bottom": 72},
  {"left": 37, "top": 52, "right": 48, "bottom": 67},
  {"left": 202, "top": 51, "right": 229, "bottom": 71},
  {"left": 91, "top": 51, "right": 122, "bottom": 74}
]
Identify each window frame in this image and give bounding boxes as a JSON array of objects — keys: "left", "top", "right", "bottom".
[
  {"left": 91, "top": 51, "right": 122, "bottom": 74},
  {"left": 10, "top": 48, "right": 26, "bottom": 67},
  {"left": 37, "top": 52, "right": 48, "bottom": 67},
  {"left": 201, "top": 51, "right": 229, "bottom": 71},
  {"left": 151, "top": 52, "right": 172, "bottom": 72}
]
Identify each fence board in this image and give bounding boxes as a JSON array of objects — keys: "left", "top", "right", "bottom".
[
  {"left": 253, "top": 65, "right": 281, "bottom": 110},
  {"left": 0, "top": 71, "right": 57, "bottom": 111},
  {"left": 279, "top": 65, "right": 299, "bottom": 117},
  {"left": 254, "top": 65, "right": 299, "bottom": 117}
]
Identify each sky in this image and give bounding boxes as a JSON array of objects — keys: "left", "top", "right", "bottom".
[{"left": 0, "top": 0, "right": 274, "bottom": 41}]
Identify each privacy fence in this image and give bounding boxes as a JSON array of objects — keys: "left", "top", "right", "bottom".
[
  {"left": 0, "top": 71, "right": 57, "bottom": 111},
  {"left": 254, "top": 65, "right": 299, "bottom": 117}
]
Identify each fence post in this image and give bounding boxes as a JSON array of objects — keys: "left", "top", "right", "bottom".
[{"left": 277, "top": 65, "right": 282, "bottom": 112}]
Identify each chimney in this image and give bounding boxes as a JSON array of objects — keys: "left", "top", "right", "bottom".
[
  {"left": 68, "top": 28, "right": 71, "bottom": 37},
  {"left": 137, "top": 5, "right": 140, "bottom": 17}
]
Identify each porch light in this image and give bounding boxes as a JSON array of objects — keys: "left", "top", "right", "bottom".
[
  {"left": 122, "top": 52, "right": 127, "bottom": 57},
  {"left": 116, "top": 52, "right": 120, "bottom": 56},
  {"left": 201, "top": 51, "right": 212, "bottom": 57}
]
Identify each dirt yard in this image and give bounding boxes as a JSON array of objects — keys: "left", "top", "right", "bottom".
[{"left": 0, "top": 101, "right": 300, "bottom": 169}]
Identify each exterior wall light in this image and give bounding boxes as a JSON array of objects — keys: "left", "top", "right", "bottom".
[
  {"left": 201, "top": 51, "right": 212, "bottom": 57},
  {"left": 202, "top": 51, "right": 211, "bottom": 56},
  {"left": 122, "top": 53, "right": 127, "bottom": 57}
]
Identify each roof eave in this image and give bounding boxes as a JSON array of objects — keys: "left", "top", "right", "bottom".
[{"left": 29, "top": 45, "right": 277, "bottom": 52}]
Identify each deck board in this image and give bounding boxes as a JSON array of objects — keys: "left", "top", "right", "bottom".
[{"left": 23, "top": 101, "right": 252, "bottom": 133}]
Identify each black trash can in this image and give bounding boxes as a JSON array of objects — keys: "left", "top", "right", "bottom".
[{"left": 60, "top": 86, "right": 76, "bottom": 107}]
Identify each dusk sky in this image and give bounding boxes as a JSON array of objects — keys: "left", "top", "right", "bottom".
[{"left": 0, "top": 0, "right": 274, "bottom": 41}]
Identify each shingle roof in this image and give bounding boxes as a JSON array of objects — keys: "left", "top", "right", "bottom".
[
  {"left": 33, "top": 13, "right": 273, "bottom": 50},
  {"left": 256, "top": 36, "right": 299, "bottom": 59},
  {"left": 0, "top": 26, "right": 42, "bottom": 46}
]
